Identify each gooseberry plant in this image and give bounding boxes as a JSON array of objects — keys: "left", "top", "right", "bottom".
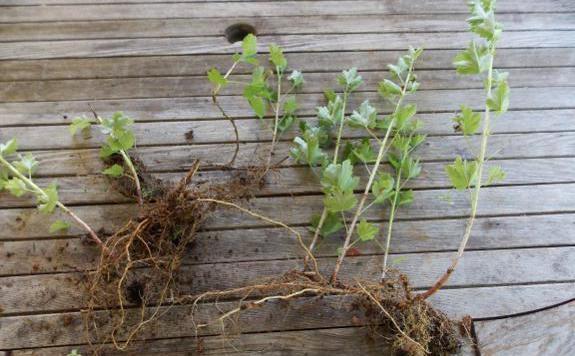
[
  {"left": 208, "top": 34, "right": 304, "bottom": 168},
  {"left": 0, "top": 139, "right": 104, "bottom": 246},
  {"left": 70, "top": 111, "right": 143, "bottom": 205},
  {"left": 289, "top": 48, "right": 425, "bottom": 281},
  {"left": 420, "top": 0, "right": 509, "bottom": 299}
]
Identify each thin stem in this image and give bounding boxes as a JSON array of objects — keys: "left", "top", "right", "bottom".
[
  {"left": 331, "top": 65, "right": 414, "bottom": 284},
  {"left": 381, "top": 155, "right": 404, "bottom": 280},
  {"left": 304, "top": 90, "right": 349, "bottom": 266},
  {"left": 266, "top": 66, "right": 283, "bottom": 170},
  {"left": 0, "top": 155, "right": 105, "bottom": 248},
  {"left": 419, "top": 49, "right": 495, "bottom": 300}
]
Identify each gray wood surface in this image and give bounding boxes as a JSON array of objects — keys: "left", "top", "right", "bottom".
[{"left": 1, "top": 0, "right": 574, "bottom": 353}]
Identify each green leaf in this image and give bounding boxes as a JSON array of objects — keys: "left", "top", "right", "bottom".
[
  {"left": 446, "top": 156, "right": 478, "bottom": 191},
  {"left": 348, "top": 100, "right": 377, "bottom": 129},
  {"left": 248, "top": 96, "right": 267, "bottom": 119},
  {"left": 349, "top": 139, "right": 377, "bottom": 164},
  {"left": 290, "top": 128, "right": 326, "bottom": 166},
  {"left": 241, "top": 34, "right": 257, "bottom": 58},
  {"left": 394, "top": 104, "right": 417, "bottom": 131},
  {"left": 269, "top": 44, "right": 287, "bottom": 71},
  {"left": 277, "top": 115, "right": 295, "bottom": 133},
  {"left": 453, "top": 105, "right": 481, "bottom": 136},
  {"left": 486, "top": 166, "right": 506, "bottom": 186},
  {"left": 288, "top": 70, "right": 304, "bottom": 87},
  {"left": 37, "top": 182, "right": 59, "bottom": 214},
  {"left": 321, "top": 160, "right": 359, "bottom": 193},
  {"left": 357, "top": 219, "right": 378, "bottom": 242},
  {"left": 5, "top": 178, "right": 27, "bottom": 197},
  {"left": 0, "top": 139, "right": 18, "bottom": 156},
  {"left": 337, "top": 68, "right": 363, "bottom": 92},
  {"left": 486, "top": 80, "right": 509, "bottom": 115},
  {"left": 396, "top": 190, "right": 414, "bottom": 206},
  {"left": 454, "top": 42, "right": 491, "bottom": 75},
  {"left": 102, "top": 164, "right": 124, "bottom": 177},
  {"left": 324, "top": 190, "right": 357, "bottom": 212},
  {"left": 311, "top": 212, "right": 343, "bottom": 237},
  {"left": 372, "top": 173, "right": 395, "bottom": 204},
  {"left": 378, "top": 79, "right": 402, "bottom": 99},
  {"left": 49, "top": 220, "right": 71, "bottom": 234},
  {"left": 207, "top": 68, "right": 228, "bottom": 87},
  {"left": 69, "top": 117, "right": 92, "bottom": 136},
  {"left": 400, "top": 156, "right": 422, "bottom": 180},
  {"left": 13, "top": 153, "right": 39, "bottom": 176},
  {"left": 283, "top": 97, "right": 297, "bottom": 115},
  {"left": 99, "top": 144, "right": 116, "bottom": 158},
  {"left": 468, "top": 0, "right": 502, "bottom": 41}
]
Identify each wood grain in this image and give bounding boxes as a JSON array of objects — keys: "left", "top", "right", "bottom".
[
  {"left": 2, "top": 31, "right": 574, "bottom": 60},
  {"left": 2, "top": 48, "right": 573, "bottom": 81},
  {"left": 475, "top": 301, "right": 575, "bottom": 355},
  {"left": 1, "top": 283, "right": 573, "bottom": 349}
]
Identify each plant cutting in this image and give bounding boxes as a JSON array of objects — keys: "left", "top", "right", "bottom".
[
  {"left": 0, "top": 138, "right": 104, "bottom": 247},
  {"left": 419, "top": 0, "right": 509, "bottom": 299}
]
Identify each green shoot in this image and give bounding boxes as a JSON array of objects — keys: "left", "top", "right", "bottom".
[
  {"left": 0, "top": 139, "right": 104, "bottom": 247},
  {"left": 420, "top": 0, "right": 509, "bottom": 299},
  {"left": 207, "top": 34, "right": 304, "bottom": 169},
  {"left": 70, "top": 111, "right": 143, "bottom": 206},
  {"left": 331, "top": 47, "right": 422, "bottom": 283}
]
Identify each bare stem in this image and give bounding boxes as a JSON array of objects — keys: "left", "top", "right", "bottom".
[
  {"left": 381, "top": 161, "right": 403, "bottom": 280},
  {"left": 265, "top": 66, "right": 283, "bottom": 170},
  {"left": 331, "top": 66, "right": 414, "bottom": 284},
  {"left": 419, "top": 51, "right": 495, "bottom": 300}
]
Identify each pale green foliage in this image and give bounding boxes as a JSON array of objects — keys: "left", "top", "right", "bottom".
[
  {"left": 447, "top": 0, "right": 509, "bottom": 191},
  {"left": 357, "top": 219, "right": 378, "bottom": 242},
  {"left": 67, "top": 350, "right": 82, "bottom": 356},
  {"left": 102, "top": 164, "right": 124, "bottom": 177},
  {"left": 98, "top": 112, "right": 135, "bottom": 158},
  {"left": 50, "top": 219, "right": 71, "bottom": 233},
  {"left": 0, "top": 139, "right": 70, "bottom": 234},
  {"left": 69, "top": 116, "right": 92, "bottom": 135}
]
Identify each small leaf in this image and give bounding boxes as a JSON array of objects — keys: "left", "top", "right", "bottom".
[
  {"left": 277, "top": 115, "right": 295, "bottom": 133},
  {"left": 394, "top": 104, "right": 417, "bottom": 131},
  {"left": 350, "top": 139, "right": 377, "bottom": 164},
  {"left": 241, "top": 34, "right": 257, "bottom": 58},
  {"left": 102, "top": 164, "right": 124, "bottom": 178},
  {"left": 396, "top": 190, "right": 414, "bottom": 206},
  {"left": 69, "top": 117, "right": 92, "bottom": 136},
  {"left": 49, "top": 220, "right": 70, "bottom": 234},
  {"left": 288, "top": 70, "right": 304, "bottom": 87},
  {"left": 378, "top": 79, "right": 402, "bottom": 98},
  {"left": 348, "top": 100, "right": 377, "bottom": 129},
  {"left": 5, "top": 178, "right": 27, "bottom": 197},
  {"left": 337, "top": 68, "right": 363, "bottom": 92},
  {"left": 372, "top": 173, "right": 394, "bottom": 204},
  {"left": 454, "top": 42, "right": 491, "bottom": 75},
  {"left": 324, "top": 190, "right": 357, "bottom": 212},
  {"left": 357, "top": 219, "right": 378, "bottom": 242},
  {"left": 207, "top": 68, "right": 228, "bottom": 87},
  {"left": 269, "top": 44, "right": 287, "bottom": 71},
  {"left": 290, "top": 128, "right": 326, "bottom": 166},
  {"left": 0, "top": 139, "right": 18, "bottom": 156},
  {"left": 486, "top": 166, "right": 506, "bottom": 186},
  {"left": 248, "top": 96, "right": 267, "bottom": 119},
  {"left": 321, "top": 160, "right": 359, "bottom": 193},
  {"left": 453, "top": 105, "right": 481, "bottom": 136},
  {"left": 283, "top": 97, "right": 298, "bottom": 115},
  {"left": 311, "top": 212, "right": 343, "bottom": 237},
  {"left": 486, "top": 80, "right": 509, "bottom": 115},
  {"left": 37, "top": 182, "right": 59, "bottom": 214},
  {"left": 445, "top": 156, "right": 478, "bottom": 191},
  {"left": 13, "top": 153, "right": 39, "bottom": 176}
]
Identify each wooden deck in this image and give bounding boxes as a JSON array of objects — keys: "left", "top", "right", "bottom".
[{"left": 1, "top": 0, "right": 574, "bottom": 354}]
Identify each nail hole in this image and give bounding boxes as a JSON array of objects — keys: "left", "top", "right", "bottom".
[{"left": 224, "top": 23, "right": 257, "bottom": 44}]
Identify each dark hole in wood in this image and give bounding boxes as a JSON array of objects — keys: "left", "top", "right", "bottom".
[{"left": 224, "top": 23, "right": 257, "bottom": 44}]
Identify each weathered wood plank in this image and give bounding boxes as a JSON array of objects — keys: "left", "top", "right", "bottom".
[
  {"left": 1, "top": 183, "right": 574, "bottom": 239},
  {"left": 1, "top": 157, "right": 573, "bottom": 210},
  {"left": 4, "top": 67, "right": 574, "bottom": 102},
  {"left": 1, "top": 87, "right": 573, "bottom": 126},
  {"left": 2, "top": 48, "right": 573, "bottom": 81},
  {"left": 1, "top": 1, "right": 573, "bottom": 23},
  {"left": 2, "top": 31, "right": 574, "bottom": 60},
  {"left": 2, "top": 247, "right": 575, "bottom": 315},
  {"left": 475, "top": 301, "right": 575, "bottom": 355},
  {"left": 3, "top": 109, "right": 574, "bottom": 152},
  {"left": 1, "top": 132, "right": 573, "bottom": 178},
  {"left": 2, "top": 210, "right": 575, "bottom": 276},
  {"left": 2, "top": 13, "right": 573, "bottom": 41},
  {"left": 1, "top": 283, "right": 573, "bottom": 349}
]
